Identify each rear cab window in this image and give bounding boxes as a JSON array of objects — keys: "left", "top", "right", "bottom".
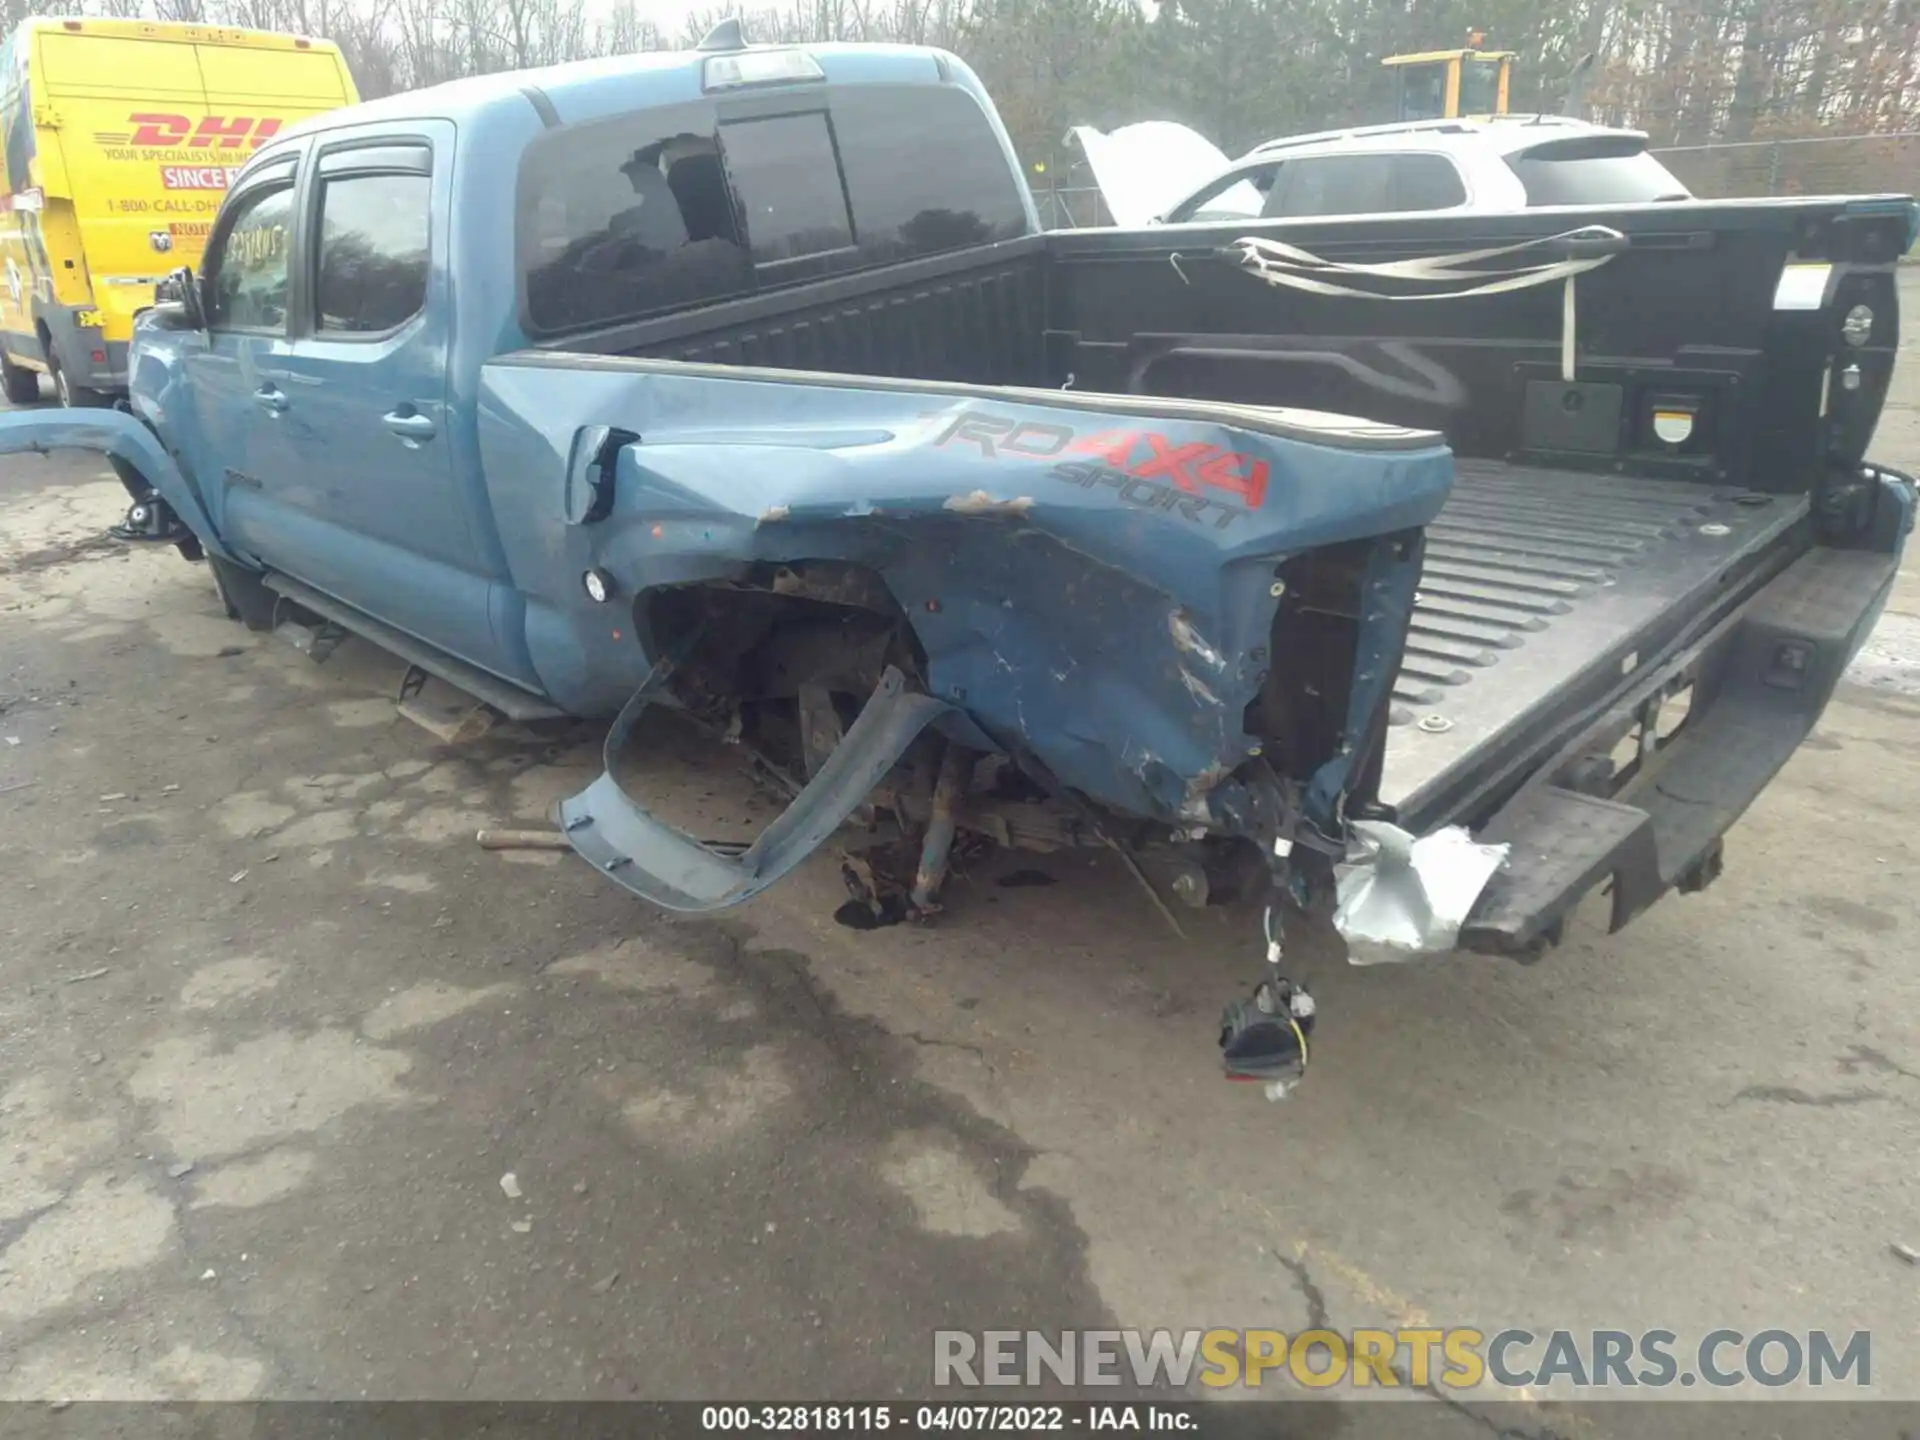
[
  {"left": 720, "top": 111, "right": 853, "bottom": 266},
  {"left": 517, "top": 79, "right": 1027, "bottom": 336},
  {"left": 828, "top": 86, "right": 1028, "bottom": 259},
  {"left": 518, "top": 100, "right": 753, "bottom": 335},
  {"left": 1458, "top": 60, "right": 1503, "bottom": 117}
]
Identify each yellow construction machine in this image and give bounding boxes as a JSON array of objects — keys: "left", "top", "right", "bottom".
[{"left": 1382, "top": 31, "right": 1514, "bottom": 121}]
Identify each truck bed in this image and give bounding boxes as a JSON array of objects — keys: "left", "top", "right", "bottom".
[
  {"left": 1382, "top": 460, "right": 1810, "bottom": 829},
  {"left": 565, "top": 192, "right": 1899, "bottom": 852}
]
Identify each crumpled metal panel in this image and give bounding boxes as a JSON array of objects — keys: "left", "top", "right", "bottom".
[
  {"left": 0, "top": 406, "right": 237, "bottom": 563},
  {"left": 560, "top": 665, "right": 956, "bottom": 912},
  {"left": 477, "top": 356, "right": 1454, "bottom": 835},
  {"left": 1334, "top": 819, "right": 1510, "bottom": 964}
]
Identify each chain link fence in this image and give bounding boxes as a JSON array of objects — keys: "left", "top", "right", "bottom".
[
  {"left": 1651, "top": 132, "right": 1920, "bottom": 201},
  {"left": 1032, "top": 178, "right": 1109, "bottom": 230},
  {"left": 1029, "top": 131, "right": 1920, "bottom": 231}
]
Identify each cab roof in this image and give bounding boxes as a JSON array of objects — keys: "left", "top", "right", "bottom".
[{"left": 271, "top": 42, "right": 967, "bottom": 143}]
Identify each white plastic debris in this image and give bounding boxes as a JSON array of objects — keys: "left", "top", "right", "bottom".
[
  {"left": 499, "top": 1172, "right": 522, "bottom": 1200},
  {"left": 1333, "top": 820, "right": 1508, "bottom": 965},
  {"left": 510, "top": 1219, "right": 532, "bottom": 1234}
]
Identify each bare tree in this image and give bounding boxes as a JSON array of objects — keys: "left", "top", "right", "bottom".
[{"left": 28, "top": 0, "right": 1912, "bottom": 155}]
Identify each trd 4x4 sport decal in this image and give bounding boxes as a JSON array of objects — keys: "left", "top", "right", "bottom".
[{"left": 932, "top": 409, "right": 1269, "bottom": 532}]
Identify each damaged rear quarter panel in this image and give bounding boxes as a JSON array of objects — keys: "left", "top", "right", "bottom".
[{"left": 475, "top": 357, "right": 1452, "bottom": 823}]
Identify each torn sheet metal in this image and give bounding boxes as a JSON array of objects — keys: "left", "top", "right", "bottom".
[
  {"left": 1333, "top": 820, "right": 1508, "bottom": 965},
  {"left": 479, "top": 359, "right": 1452, "bottom": 837}
]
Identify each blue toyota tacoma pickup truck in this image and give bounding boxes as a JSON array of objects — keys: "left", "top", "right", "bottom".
[{"left": 3, "top": 28, "right": 1910, "bottom": 1085}]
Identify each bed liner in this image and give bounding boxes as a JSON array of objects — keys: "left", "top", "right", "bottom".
[{"left": 1384, "top": 459, "right": 1810, "bottom": 828}]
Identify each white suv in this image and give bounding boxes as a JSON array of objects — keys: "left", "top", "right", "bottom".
[{"left": 1074, "top": 116, "right": 1692, "bottom": 228}]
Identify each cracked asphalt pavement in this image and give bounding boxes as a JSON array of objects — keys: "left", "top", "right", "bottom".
[{"left": 0, "top": 279, "right": 1917, "bottom": 1423}]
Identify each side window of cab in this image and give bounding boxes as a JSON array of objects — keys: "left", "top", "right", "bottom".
[
  {"left": 310, "top": 145, "right": 432, "bottom": 335},
  {"left": 204, "top": 170, "right": 297, "bottom": 332}
]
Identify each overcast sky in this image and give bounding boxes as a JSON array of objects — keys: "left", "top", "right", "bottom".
[
  {"left": 637, "top": 0, "right": 771, "bottom": 41},
  {"left": 628, "top": 0, "right": 1159, "bottom": 47}
]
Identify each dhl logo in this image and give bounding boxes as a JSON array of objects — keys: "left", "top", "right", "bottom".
[{"left": 92, "top": 114, "right": 284, "bottom": 150}]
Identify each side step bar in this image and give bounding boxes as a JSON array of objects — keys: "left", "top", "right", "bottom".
[
  {"left": 1460, "top": 545, "right": 1899, "bottom": 955},
  {"left": 262, "top": 573, "right": 565, "bottom": 724}
]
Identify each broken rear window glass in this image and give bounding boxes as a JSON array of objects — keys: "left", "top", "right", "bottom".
[
  {"left": 720, "top": 111, "right": 854, "bottom": 266},
  {"left": 519, "top": 102, "right": 752, "bottom": 335}
]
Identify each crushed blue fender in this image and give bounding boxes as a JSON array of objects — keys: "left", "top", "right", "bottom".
[
  {"left": 0, "top": 405, "right": 238, "bottom": 563},
  {"left": 560, "top": 664, "right": 955, "bottom": 912},
  {"left": 476, "top": 359, "right": 1456, "bottom": 901},
  {"left": 0, "top": 364, "right": 1457, "bottom": 918}
]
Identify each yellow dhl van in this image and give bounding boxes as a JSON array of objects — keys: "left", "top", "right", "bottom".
[{"left": 0, "top": 18, "right": 357, "bottom": 405}]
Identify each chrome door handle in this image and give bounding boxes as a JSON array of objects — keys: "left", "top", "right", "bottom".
[
  {"left": 253, "top": 385, "right": 288, "bottom": 414},
  {"left": 383, "top": 410, "right": 436, "bottom": 442}
]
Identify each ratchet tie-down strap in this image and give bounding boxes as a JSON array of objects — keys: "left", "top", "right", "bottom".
[{"left": 1228, "top": 225, "right": 1626, "bottom": 382}]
